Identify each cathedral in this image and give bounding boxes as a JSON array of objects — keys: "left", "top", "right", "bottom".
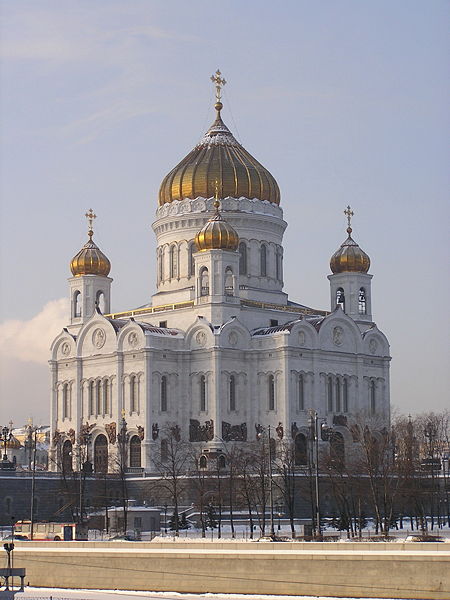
[{"left": 49, "top": 72, "right": 391, "bottom": 474}]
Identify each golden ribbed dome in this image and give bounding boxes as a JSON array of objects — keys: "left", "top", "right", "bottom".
[
  {"left": 159, "top": 102, "right": 280, "bottom": 206},
  {"left": 70, "top": 210, "right": 111, "bottom": 277},
  {"left": 330, "top": 227, "right": 370, "bottom": 274},
  {"left": 195, "top": 201, "right": 239, "bottom": 251}
]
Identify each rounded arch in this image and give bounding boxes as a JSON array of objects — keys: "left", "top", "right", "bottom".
[
  {"left": 239, "top": 241, "right": 248, "bottom": 275},
  {"left": 73, "top": 290, "right": 81, "bottom": 318},
  {"left": 200, "top": 266, "right": 209, "bottom": 296},
  {"left": 96, "top": 290, "right": 106, "bottom": 314},
  {"left": 94, "top": 434, "right": 108, "bottom": 473},
  {"left": 260, "top": 243, "right": 267, "bottom": 276},
  {"left": 199, "top": 455, "right": 207, "bottom": 469},
  {"left": 62, "top": 439, "right": 73, "bottom": 473},
  {"left": 224, "top": 267, "right": 234, "bottom": 296},
  {"left": 129, "top": 435, "right": 141, "bottom": 468}
]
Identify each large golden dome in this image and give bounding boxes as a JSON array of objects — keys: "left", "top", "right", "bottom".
[
  {"left": 330, "top": 206, "right": 370, "bottom": 274},
  {"left": 70, "top": 210, "right": 111, "bottom": 277},
  {"left": 195, "top": 201, "right": 239, "bottom": 251},
  {"left": 159, "top": 101, "right": 280, "bottom": 206}
]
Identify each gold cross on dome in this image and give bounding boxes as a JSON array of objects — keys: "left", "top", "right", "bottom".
[
  {"left": 85, "top": 208, "right": 96, "bottom": 235},
  {"left": 210, "top": 69, "right": 226, "bottom": 102},
  {"left": 344, "top": 205, "right": 354, "bottom": 229}
]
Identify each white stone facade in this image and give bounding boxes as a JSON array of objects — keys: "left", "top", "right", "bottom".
[{"left": 49, "top": 117, "right": 391, "bottom": 475}]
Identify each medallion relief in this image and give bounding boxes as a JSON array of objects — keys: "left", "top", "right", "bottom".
[
  {"left": 61, "top": 342, "right": 71, "bottom": 356},
  {"left": 92, "top": 328, "right": 106, "bottom": 349},
  {"left": 332, "top": 326, "right": 344, "bottom": 347}
]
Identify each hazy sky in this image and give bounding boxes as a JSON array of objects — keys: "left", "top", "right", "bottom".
[{"left": 0, "top": 0, "right": 449, "bottom": 426}]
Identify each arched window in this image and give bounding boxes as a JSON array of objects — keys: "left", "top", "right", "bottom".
[
  {"left": 229, "top": 375, "right": 236, "bottom": 411},
  {"left": 370, "top": 380, "right": 376, "bottom": 415},
  {"left": 161, "top": 439, "right": 168, "bottom": 462},
  {"left": 188, "top": 243, "right": 195, "bottom": 277},
  {"left": 73, "top": 291, "right": 81, "bottom": 318},
  {"left": 130, "top": 375, "right": 138, "bottom": 413},
  {"left": 343, "top": 378, "right": 349, "bottom": 413},
  {"left": 96, "top": 380, "right": 102, "bottom": 415},
  {"left": 62, "top": 440, "right": 73, "bottom": 474},
  {"left": 199, "top": 455, "right": 207, "bottom": 469},
  {"left": 298, "top": 374, "right": 304, "bottom": 411},
  {"left": 336, "top": 378, "right": 341, "bottom": 413},
  {"left": 295, "top": 433, "right": 308, "bottom": 466},
  {"left": 200, "top": 268, "right": 209, "bottom": 296},
  {"left": 96, "top": 290, "right": 105, "bottom": 313},
  {"left": 224, "top": 267, "right": 234, "bottom": 296},
  {"left": 268, "top": 374, "right": 275, "bottom": 410},
  {"left": 330, "top": 432, "right": 345, "bottom": 469},
  {"left": 158, "top": 247, "right": 164, "bottom": 282},
  {"left": 129, "top": 435, "right": 141, "bottom": 468},
  {"left": 327, "top": 376, "right": 333, "bottom": 412},
  {"left": 62, "top": 383, "right": 70, "bottom": 419},
  {"left": 88, "top": 380, "right": 94, "bottom": 416},
  {"left": 200, "top": 375, "right": 207, "bottom": 411},
  {"left": 275, "top": 247, "right": 282, "bottom": 281},
  {"left": 218, "top": 454, "right": 226, "bottom": 470},
  {"left": 170, "top": 245, "right": 178, "bottom": 279},
  {"left": 336, "top": 288, "right": 345, "bottom": 311},
  {"left": 161, "top": 376, "right": 168, "bottom": 412},
  {"left": 239, "top": 242, "right": 247, "bottom": 275},
  {"left": 359, "top": 288, "right": 367, "bottom": 314},
  {"left": 103, "top": 379, "right": 109, "bottom": 415},
  {"left": 260, "top": 244, "right": 267, "bottom": 277},
  {"left": 94, "top": 434, "right": 108, "bottom": 473}
]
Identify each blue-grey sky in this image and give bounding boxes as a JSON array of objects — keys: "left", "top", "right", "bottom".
[{"left": 1, "top": 0, "right": 449, "bottom": 425}]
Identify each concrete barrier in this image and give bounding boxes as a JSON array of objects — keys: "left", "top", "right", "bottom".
[{"left": 11, "top": 541, "right": 450, "bottom": 599}]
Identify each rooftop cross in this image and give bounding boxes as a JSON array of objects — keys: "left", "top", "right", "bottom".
[
  {"left": 210, "top": 69, "right": 226, "bottom": 103},
  {"left": 85, "top": 208, "right": 96, "bottom": 238},
  {"left": 344, "top": 205, "right": 354, "bottom": 232}
]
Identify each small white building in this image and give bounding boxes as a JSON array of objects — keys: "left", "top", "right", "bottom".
[{"left": 49, "top": 75, "right": 391, "bottom": 475}]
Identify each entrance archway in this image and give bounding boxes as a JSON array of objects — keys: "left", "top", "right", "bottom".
[
  {"left": 62, "top": 440, "right": 73, "bottom": 473},
  {"left": 94, "top": 434, "right": 108, "bottom": 473},
  {"left": 129, "top": 435, "right": 141, "bottom": 468},
  {"left": 294, "top": 433, "right": 308, "bottom": 466}
]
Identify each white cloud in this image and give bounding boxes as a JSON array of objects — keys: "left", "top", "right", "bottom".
[{"left": 0, "top": 298, "right": 68, "bottom": 364}]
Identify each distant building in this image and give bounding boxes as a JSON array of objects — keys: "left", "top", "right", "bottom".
[{"left": 49, "top": 72, "right": 391, "bottom": 475}]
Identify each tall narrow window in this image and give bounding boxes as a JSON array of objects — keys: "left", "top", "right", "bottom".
[
  {"left": 268, "top": 374, "right": 275, "bottom": 410},
  {"left": 224, "top": 267, "right": 234, "bottom": 296},
  {"left": 129, "top": 436, "right": 141, "bottom": 468},
  {"left": 96, "top": 290, "right": 105, "bottom": 313},
  {"left": 170, "top": 245, "right": 178, "bottom": 279},
  {"left": 370, "top": 380, "right": 376, "bottom": 415},
  {"left": 336, "top": 288, "right": 345, "bottom": 311},
  {"left": 200, "top": 268, "right": 209, "bottom": 296},
  {"left": 327, "top": 376, "right": 333, "bottom": 412},
  {"left": 73, "top": 291, "right": 81, "bottom": 318},
  {"left": 188, "top": 243, "right": 195, "bottom": 277},
  {"left": 62, "top": 384, "right": 69, "bottom": 419},
  {"left": 103, "top": 380, "right": 109, "bottom": 415},
  {"left": 161, "top": 376, "right": 168, "bottom": 412},
  {"left": 298, "top": 374, "right": 304, "bottom": 411},
  {"left": 239, "top": 242, "right": 247, "bottom": 275},
  {"left": 343, "top": 378, "right": 349, "bottom": 413},
  {"left": 200, "top": 375, "right": 206, "bottom": 411},
  {"left": 130, "top": 375, "right": 138, "bottom": 413},
  {"left": 335, "top": 378, "right": 341, "bottom": 412},
  {"left": 159, "top": 247, "right": 164, "bottom": 282},
  {"left": 275, "top": 247, "right": 282, "bottom": 281},
  {"left": 96, "top": 380, "right": 102, "bottom": 416},
  {"left": 260, "top": 244, "right": 267, "bottom": 277},
  {"left": 359, "top": 288, "right": 367, "bottom": 314},
  {"left": 229, "top": 375, "right": 236, "bottom": 411},
  {"left": 88, "top": 381, "right": 94, "bottom": 416}
]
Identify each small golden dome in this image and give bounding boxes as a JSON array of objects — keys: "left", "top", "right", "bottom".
[
  {"left": 330, "top": 226, "right": 370, "bottom": 274},
  {"left": 159, "top": 102, "right": 280, "bottom": 206},
  {"left": 195, "top": 201, "right": 239, "bottom": 251},
  {"left": 70, "top": 209, "right": 111, "bottom": 277}
]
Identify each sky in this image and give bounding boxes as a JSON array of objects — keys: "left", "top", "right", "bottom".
[{"left": 0, "top": 0, "right": 449, "bottom": 426}]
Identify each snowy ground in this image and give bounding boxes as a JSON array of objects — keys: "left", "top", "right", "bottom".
[{"left": 0, "top": 588, "right": 407, "bottom": 600}]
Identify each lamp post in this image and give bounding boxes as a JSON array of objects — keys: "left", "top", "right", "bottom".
[
  {"left": 308, "top": 410, "right": 321, "bottom": 539},
  {"left": 1, "top": 424, "right": 12, "bottom": 462},
  {"left": 28, "top": 422, "right": 39, "bottom": 540}
]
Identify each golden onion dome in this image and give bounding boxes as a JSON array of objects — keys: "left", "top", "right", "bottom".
[
  {"left": 70, "top": 209, "right": 111, "bottom": 277},
  {"left": 330, "top": 206, "right": 370, "bottom": 274},
  {"left": 195, "top": 200, "right": 239, "bottom": 251},
  {"left": 159, "top": 101, "right": 280, "bottom": 206}
]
